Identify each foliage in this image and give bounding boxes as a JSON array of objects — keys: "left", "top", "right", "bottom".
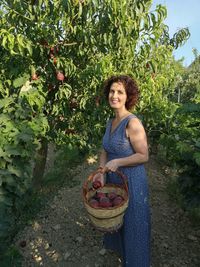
[
  {"left": 0, "top": 0, "right": 190, "bottom": 146},
  {"left": 0, "top": 90, "right": 48, "bottom": 252},
  {"left": 159, "top": 102, "right": 200, "bottom": 216},
  {"left": 172, "top": 51, "right": 200, "bottom": 104},
  {"left": 156, "top": 51, "right": 200, "bottom": 220}
]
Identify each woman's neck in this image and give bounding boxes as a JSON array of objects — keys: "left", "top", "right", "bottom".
[{"left": 114, "top": 109, "right": 131, "bottom": 121}]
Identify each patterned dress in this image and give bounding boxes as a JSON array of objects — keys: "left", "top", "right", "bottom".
[{"left": 103, "top": 114, "right": 151, "bottom": 267}]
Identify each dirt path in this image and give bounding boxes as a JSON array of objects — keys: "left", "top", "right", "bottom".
[{"left": 15, "top": 155, "right": 200, "bottom": 267}]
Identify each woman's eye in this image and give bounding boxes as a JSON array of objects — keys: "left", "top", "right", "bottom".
[{"left": 109, "top": 89, "right": 125, "bottom": 95}]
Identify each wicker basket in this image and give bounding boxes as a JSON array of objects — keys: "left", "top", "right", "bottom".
[{"left": 82, "top": 169, "right": 129, "bottom": 232}]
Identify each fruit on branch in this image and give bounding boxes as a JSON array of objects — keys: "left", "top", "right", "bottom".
[
  {"left": 50, "top": 46, "right": 55, "bottom": 54},
  {"left": 56, "top": 71, "right": 65, "bottom": 81},
  {"left": 53, "top": 57, "right": 57, "bottom": 65},
  {"left": 31, "top": 73, "right": 38, "bottom": 80}
]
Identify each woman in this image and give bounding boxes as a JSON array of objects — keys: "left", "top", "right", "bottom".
[{"left": 93, "top": 75, "right": 151, "bottom": 267}]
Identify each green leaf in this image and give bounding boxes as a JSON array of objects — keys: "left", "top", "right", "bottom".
[
  {"left": 17, "top": 132, "right": 33, "bottom": 142},
  {"left": 13, "top": 76, "right": 29, "bottom": 88},
  {"left": 26, "top": 42, "right": 33, "bottom": 55},
  {"left": 3, "top": 146, "right": 21, "bottom": 156},
  {"left": 193, "top": 152, "right": 200, "bottom": 166},
  {"left": 0, "top": 148, "right": 7, "bottom": 158},
  {"left": 7, "top": 165, "right": 22, "bottom": 177},
  {"left": 2, "top": 36, "right": 7, "bottom": 49},
  {"left": 0, "top": 189, "right": 13, "bottom": 207}
]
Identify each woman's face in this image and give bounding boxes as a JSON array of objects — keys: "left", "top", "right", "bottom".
[{"left": 108, "top": 82, "right": 127, "bottom": 109}]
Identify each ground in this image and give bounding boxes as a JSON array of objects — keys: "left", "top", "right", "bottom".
[{"left": 15, "top": 152, "right": 200, "bottom": 267}]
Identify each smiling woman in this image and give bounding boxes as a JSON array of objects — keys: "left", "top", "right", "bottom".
[{"left": 92, "top": 75, "right": 151, "bottom": 267}]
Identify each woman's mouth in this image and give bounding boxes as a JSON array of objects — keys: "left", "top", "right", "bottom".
[{"left": 111, "top": 99, "right": 119, "bottom": 104}]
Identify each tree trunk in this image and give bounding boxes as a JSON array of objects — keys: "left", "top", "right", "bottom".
[{"left": 32, "top": 138, "right": 48, "bottom": 189}]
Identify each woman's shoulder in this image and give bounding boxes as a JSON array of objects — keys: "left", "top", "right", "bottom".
[
  {"left": 127, "top": 113, "right": 140, "bottom": 122},
  {"left": 127, "top": 114, "right": 144, "bottom": 130}
]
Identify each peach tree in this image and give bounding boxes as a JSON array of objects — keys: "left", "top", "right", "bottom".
[
  {"left": 159, "top": 54, "right": 200, "bottom": 217},
  {"left": 0, "top": 0, "right": 189, "bottom": 251}
]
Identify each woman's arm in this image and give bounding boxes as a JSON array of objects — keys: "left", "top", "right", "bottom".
[
  {"left": 103, "top": 118, "right": 149, "bottom": 172},
  {"left": 92, "top": 149, "right": 107, "bottom": 185},
  {"left": 98, "top": 148, "right": 108, "bottom": 169}
]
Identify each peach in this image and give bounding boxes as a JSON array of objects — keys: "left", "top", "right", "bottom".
[
  {"left": 112, "top": 196, "right": 124, "bottom": 207},
  {"left": 92, "top": 181, "right": 102, "bottom": 189},
  {"left": 96, "top": 192, "right": 106, "bottom": 199},
  {"left": 56, "top": 71, "right": 65, "bottom": 81},
  {"left": 107, "top": 192, "right": 117, "bottom": 200},
  {"left": 89, "top": 198, "right": 99, "bottom": 208},
  {"left": 99, "top": 196, "right": 112, "bottom": 208}
]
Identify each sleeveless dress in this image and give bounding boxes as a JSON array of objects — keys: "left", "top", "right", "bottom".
[{"left": 102, "top": 114, "right": 151, "bottom": 267}]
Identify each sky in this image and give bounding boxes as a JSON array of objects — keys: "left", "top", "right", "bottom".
[{"left": 151, "top": 0, "right": 200, "bottom": 67}]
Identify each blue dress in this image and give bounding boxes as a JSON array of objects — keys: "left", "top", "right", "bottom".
[{"left": 103, "top": 114, "right": 151, "bottom": 267}]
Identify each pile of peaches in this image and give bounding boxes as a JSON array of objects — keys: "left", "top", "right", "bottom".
[{"left": 88, "top": 181, "right": 124, "bottom": 208}]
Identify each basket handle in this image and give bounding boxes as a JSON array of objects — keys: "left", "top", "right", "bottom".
[
  {"left": 82, "top": 169, "right": 102, "bottom": 196},
  {"left": 82, "top": 168, "right": 129, "bottom": 197}
]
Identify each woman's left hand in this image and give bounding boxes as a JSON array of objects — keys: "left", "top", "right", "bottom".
[{"left": 103, "top": 159, "right": 119, "bottom": 172}]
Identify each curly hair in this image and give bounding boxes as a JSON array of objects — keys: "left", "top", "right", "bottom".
[{"left": 103, "top": 75, "right": 139, "bottom": 110}]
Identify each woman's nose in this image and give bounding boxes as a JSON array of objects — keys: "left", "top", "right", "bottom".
[{"left": 112, "top": 91, "right": 117, "bottom": 97}]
